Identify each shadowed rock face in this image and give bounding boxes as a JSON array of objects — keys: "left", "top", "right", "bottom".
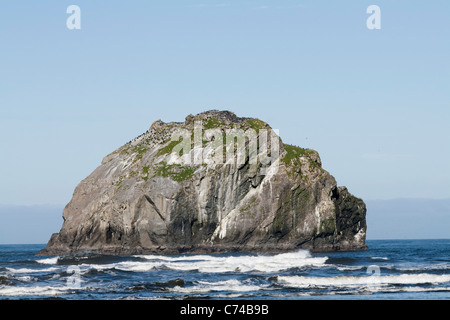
[{"left": 38, "top": 110, "right": 367, "bottom": 256}]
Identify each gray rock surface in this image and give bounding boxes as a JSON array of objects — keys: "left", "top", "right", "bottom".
[{"left": 38, "top": 110, "right": 367, "bottom": 255}]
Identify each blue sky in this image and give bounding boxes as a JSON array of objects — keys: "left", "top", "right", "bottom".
[{"left": 0, "top": 0, "right": 449, "bottom": 208}]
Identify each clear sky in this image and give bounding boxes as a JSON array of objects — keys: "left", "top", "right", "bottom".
[{"left": 0, "top": 0, "right": 449, "bottom": 207}]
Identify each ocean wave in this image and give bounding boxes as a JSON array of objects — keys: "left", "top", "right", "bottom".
[
  {"left": 14, "top": 275, "right": 36, "bottom": 282},
  {"left": 5, "top": 267, "right": 59, "bottom": 274},
  {"left": 56, "top": 253, "right": 125, "bottom": 265},
  {"left": 336, "top": 266, "right": 366, "bottom": 271},
  {"left": 334, "top": 262, "right": 450, "bottom": 274},
  {"left": 35, "top": 257, "right": 59, "bottom": 265},
  {"left": 119, "top": 250, "right": 328, "bottom": 273},
  {"left": 36, "top": 250, "right": 328, "bottom": 274},
  {"left": 128, "top": 278, "right": 186, "bottom": 291},
  {"left": 0, "top": 275, "right": 14, "bottom": 286},
  {"left": 277, "top": 273, "right": 450, "bottom": 288},
  {"left": 169, "top": 279, "right": 266, "bottom": 294},
  {"left": 0, "top": 285, "right": 70, "bottom": 297},
  {"left": 83, "top": 261, "right": 159, "bottom": 273},
  {"left": 391, "top": 263, "right": 450, "bottom": 272},
  {"left": 377, "top": 286, "right": 450, "bottom": 293}
]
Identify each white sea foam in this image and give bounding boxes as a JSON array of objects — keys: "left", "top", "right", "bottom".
[
  {"left": 393, "top": 263, "right": 450, "bottom": 272},
  {"left": 336, "top": 266, "right": 365, "bottom": 271},
  {"left": 38, "top": 250, "right": 326, "bottom": 274},
  {"left": 0, "top": 286, "right": 70, "bottom": 297},
  {"left": 122, "top": 250, "right": 328, "bottom": 273},
  {"left": 15, "top": 276, "right": 35, "bottom": 282},
  {"left": 278, "top": 273, "right": 450, "bottom": 288},
  {"left": 378, "top": 286, "right": 450, "bottom": 293},
  {"left": 109, "top": 261, "right": 160, "bottom": 273},
  {"left": 170, "top": 279, "right": 265, "bottom": 294},
  {"left": 5, "top": 267, "right": 59, "bottom": 274},
  {"left": 35, "top": 257, "right": 59, "bottom": 265}
]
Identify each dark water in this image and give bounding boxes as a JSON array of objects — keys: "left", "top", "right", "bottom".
[{"left": 0, "top": 240, "right": 449, "bottom": 300}]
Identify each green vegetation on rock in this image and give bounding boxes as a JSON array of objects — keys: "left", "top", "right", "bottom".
[
  {"left": 156, "top": 139, "right": 183, "bottom": 157},
  {"left": 153, "top": 162, "right": 196, "bottom": 182},
  {"left": 141, "top": 166, "right": 150, "bottom": 182},
  {"left": 133, "top": 144, "right": 148, "bottom": 161},
  {"left": 204, "top": 118, "right": 225, "bottom": 130},
  {"left": 118, "top": 142, "right": 149, "bottom": 165},
  {"left": 320, "top": 218, "right": 336, "bottom": 234},
  {"left": 239, "top": 196, "right": 258, "bottom": 217},
  {"left": 244, "top": 119, "right": 267, "bottom": 132},
  {"left": 282, "top": 144, "right": 306, "bottom": 177},
  {"left": 282, "top": 144, "right": 322, "bottom": 178}
]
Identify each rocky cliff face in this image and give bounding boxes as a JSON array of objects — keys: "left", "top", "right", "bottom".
[{"left": 38, "top": 110, "right": 367, "bottom": 256}]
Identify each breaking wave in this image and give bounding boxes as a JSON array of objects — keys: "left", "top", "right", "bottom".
[
  {"left": 169, "top": 279, "right": 266, "bottom": 294},
  {"left": 5, "top": 267, "right": 59, "bottom": 274},
  {"left": 277, "top": 273, "right": 450, "bottom": 288},
  {"left": 127, "top": 250, "right": 328, "bottom": 273},
  {"left": 0, "top": 285, "right": 70, "bottom": 297}
]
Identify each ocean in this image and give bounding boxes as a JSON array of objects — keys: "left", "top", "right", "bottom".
[{"left": 0, "top": 239, "right": 448, "bottom": 300}]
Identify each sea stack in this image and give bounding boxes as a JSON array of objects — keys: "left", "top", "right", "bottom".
[{"left": 38, "top": 110, "right": 367, "bottom": 256}]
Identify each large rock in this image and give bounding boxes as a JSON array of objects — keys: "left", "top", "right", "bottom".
[{"left": 38, "top": 110, "right": 367, "bottom": 255}]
